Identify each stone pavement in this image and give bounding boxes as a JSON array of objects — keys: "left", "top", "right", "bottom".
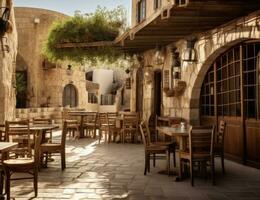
[{"left": 10, "top": 132, "right": 260, "bottom": 200}]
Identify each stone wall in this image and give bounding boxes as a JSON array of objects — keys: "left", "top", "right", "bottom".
[
  {"left": 130, "top": 10, "right": 260, "bottom": 124},
  {"left": 0, "top": 0, "right": 18, "bottom": 123}
]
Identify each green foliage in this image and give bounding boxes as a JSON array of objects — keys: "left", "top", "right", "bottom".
[
  {"left": 16, "top": 73, "right": 26, "bottom": 94},
  {"left": 43, "top": 6, "right": 128, "bottom": 65}
]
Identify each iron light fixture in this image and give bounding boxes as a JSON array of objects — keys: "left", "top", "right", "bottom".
[
  {"left": 0, "top": 7, "right": 11, "bottom": 37},
  {"left": 155, "top": 45, "right": 164, "bottom": 65},
  {"left": 66, "top": 65, "right": 73, "bottom": 76},
  {"left": 182, "top": 37, "right": 197, "bottom": 63},
  {"left": 172, "top": 47, "right": 181, "bottom": 81}
]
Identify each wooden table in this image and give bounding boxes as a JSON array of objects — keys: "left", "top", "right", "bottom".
[
  {"left": 68, "top": 111, "right": 90, "bottom": 138},
  {"left": 157, "top": 125, "right": 190, "bottom": 181},
  {"left": 0, "top": 142, "right": 18, "bottom": 198}
]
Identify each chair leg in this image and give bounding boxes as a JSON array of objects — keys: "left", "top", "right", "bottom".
[
  {"left": 147, "top": 154, "right": 150, "bottom": 173},
  {"left": 153, "top": 154, "right": 156, "bottom": 167},
  {"left": 5, "top": 169, "right": 10, "bottom": 200},
  {"left": 179, "top": 159, "right": 183, "bottom": 180},
  {"left": 173, "top": 149, "right": 176, "bottom": 167},
  {"left": 61, "top": 151, "right": 66, "bottom": 170},
  {"left": 211, "top": 158, "right": 216, "bottom": 185},
  {"left": 144, "top": 153, "right": 148, "bottom": 175},
  {"left": 190, "top": 160, "right": 194, "bottom": 186},
  {"left": 99, "top": 131, "right": 102, "bottom": 144},
  {"left": 221, "top": 152, "right": 225, "bottom": 174},
  {"left": 34, "top": 168, "right": 38, "bottom": 197},
  {"left": 167, "top": 150, "right": 170, "bottom": 176}
]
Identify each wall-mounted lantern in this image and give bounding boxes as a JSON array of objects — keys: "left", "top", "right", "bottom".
[
  {"left": 171, "top": 47, "right": 181, "bottom": 85},
  {"left": 182, "top": 37, "right": 197, "bottom": 63},
  {"left": 33, "top": 17, "right": 40, "bottom": 24},
  {"left": 66, "top": 65, "right": 73, "bottom": 76},
  {"left": 155, "top": 45, "right": 165, "bottom": 65}
]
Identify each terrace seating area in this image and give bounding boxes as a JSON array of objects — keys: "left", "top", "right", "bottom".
[{"left": 5, "top": 134, "right": 260, "bottom": 200}]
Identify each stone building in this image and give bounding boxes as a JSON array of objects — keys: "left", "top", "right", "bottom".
[
  {"left": 0, "top": 0, "right": 17, "bottom": 123},
  {"left": 14, "top": 7, "right": 89, "bottom": 109},
  {"left": 115, "top": 0, "right": 260, "bottom": 168}
]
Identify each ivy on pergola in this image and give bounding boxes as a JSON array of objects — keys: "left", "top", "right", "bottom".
[{"left": 42, "top": 6, "right": 127, "bottom": 65}]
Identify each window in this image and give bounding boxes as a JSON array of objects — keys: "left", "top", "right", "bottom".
[
  {"left": 137, "top": 0, "right": 146, "bottom": 23},
  {"left": 154, "top": 0, "right": 161, "bottom": 10},
  {"left": 88, "top": 93, "right": 98, "bottom": 104},
  {"left": 200, "top": 42, "right": 260, "bottom": 119},
  {"left": 200, "top": 66, "right": 214, "bottom": 116}
]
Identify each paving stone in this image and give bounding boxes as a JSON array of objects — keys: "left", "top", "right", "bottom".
[{"left": 7, "top": 134, "right": 260, "bottom": 200}]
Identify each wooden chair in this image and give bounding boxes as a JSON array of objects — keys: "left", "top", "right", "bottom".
[
  {"left": 40, "top": 121, "right": 68, "bottom": 170},
  {"left": 215, "top": 120, "right": 226, "bottom": 174},
  {"left": 98, "top": 113, "right": 110, "bottom": 144},
  {"left": 121, "top": 112, "right": 139, "bottom": 143},
  {"left": 139, "top": 121, "right": 171, "bottom": 175},
  {"left": 107, "top": 112, "right": 119, "bottom": 142},
  {"left": 5, "top": 120, "right": 32, "bottom": 158},
  {"left": 3, "top": 121, "right": 42, "bottom": 200},
  {"left": 62, "top": 110, "right": 79, "bottom": 138},
  {"left": 82, "top": 112, "right": 97, "bottom": 138},
  {"left": 179, "top": 125, "right": 215, "bottom": 186},
  {"left": 33, "top": 117, "right": 52, "bottom": 143}
]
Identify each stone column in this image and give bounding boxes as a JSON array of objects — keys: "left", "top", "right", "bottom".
[{"left": 0, "top": 0, "right": 18, "bottom": 123}]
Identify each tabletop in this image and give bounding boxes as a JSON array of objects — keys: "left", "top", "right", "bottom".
[
  {"left": 68, "top": 111, "right": 91, "bottom": 116},
  {"left": 30, "top": 124, "right": 59, "bottom": 131},
  {"left": 157, "top": 125, "right": 191, "bottom": 137},
  {"left": 0, "top": 142, "right": 18, "bottom": 152}
]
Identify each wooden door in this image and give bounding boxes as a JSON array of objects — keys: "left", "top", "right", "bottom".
[
  {"left": 153, "top": 71, "right": 162, "bottom": 116},
  {"left": 63, "top": 84, "right": 78, "bottom": 107},
  {"left": 136, "top": 67, "right": 143, "bottom": 114}
]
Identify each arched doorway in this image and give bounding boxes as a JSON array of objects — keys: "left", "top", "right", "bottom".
[
  {"left": 153, "top": 70, "right": 162, "bottom": 116},
  {"left": 136, "top": 67, "right": 144, "bottom": 114},
  {"left": 62, "top": 84, "right": 78, "bottom": 107},
  {"left": 200, "top": 41, "right": 260, "bottom": 167},
  {"left": 16, "top": 54, "right": 28, "bottom": 108}
]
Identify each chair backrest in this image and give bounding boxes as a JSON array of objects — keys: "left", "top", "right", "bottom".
[
  {"left": 99, "top": 113, "right": 108, "bottom": 128},
  {"left": 33, "top": 117, "right": 52, "bottom": 125},
  {"left": 61, "top": 121, "right": 68, "bottom": 149},
  {"left": 216, "top": 120, "right": 226, "bottom": 146},
  {"left": 156, "top": 116, "right": 171, "bottom": 127},
  {"left": 107, "top": 112, "right": 118, "bottom": 128},
  {"left": 5, "top": 120, "right": 32, "bottom": 157},
  {"left": 123, "top": 112, "right": 139, "bottom": 129},
  {"left": 139, "top": 121, "right": 151, "bottom": 147},
  {"left": 33, "top": 131, "right": 42, "bottom": 165},
  {"left": 84, "top": 112, "right": 97, "bottom": 124},
  {"left": 189, "top": 125, "right": 215, "bottom": 158}
]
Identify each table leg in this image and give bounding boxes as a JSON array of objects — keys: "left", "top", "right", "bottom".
[
  {"left": 175, "top": 136, "right": 188, "bottom": 182},
  {"left": 80, "top": 116, "right": 84, "bottom": 138}
]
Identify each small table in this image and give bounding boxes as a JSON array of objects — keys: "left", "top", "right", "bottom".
[
  {"left": 157, "top": 125, "right": 190, "bottom": 180},
  {"left": 30, "top": 124, "right": 59, "bottom": 143},
  {"left": 0, "top": 142, "right": 18, "bottom": 198}
]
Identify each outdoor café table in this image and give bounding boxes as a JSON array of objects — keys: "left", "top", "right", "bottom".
[
  {"left": 68, "top": 111, "right": 89, "bottom": 138},
  {"left": 30, "top": 124, "right": 59, "bottom": 143},
  {"left": 0, "top": 142, "right": 18, "bottom": 198},
  {"left": 156, "top": 125, "right": 190, "bottom": 181}
]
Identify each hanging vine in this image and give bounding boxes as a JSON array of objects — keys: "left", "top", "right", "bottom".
[{"left": 42, "top": 6, "right": 128, "bottom": 65}]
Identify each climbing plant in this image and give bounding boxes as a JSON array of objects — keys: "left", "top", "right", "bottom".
[{"left": 42, "top": 6, "right": 128, "bottom": 65}]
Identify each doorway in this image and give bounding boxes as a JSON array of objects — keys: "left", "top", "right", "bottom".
[
  {"left": 153, "top": 71, "right": 162, "bottom": 116},
  {"left": 62, "top": 84, "right": 78, "bottom": 107},
  {"left": 136, "top": 68, "right": 144, "bottom": 114}
]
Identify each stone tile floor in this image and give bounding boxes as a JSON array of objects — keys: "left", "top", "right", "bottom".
[{"left": 10, "top": 131, "right": 260, "bottom": 200}]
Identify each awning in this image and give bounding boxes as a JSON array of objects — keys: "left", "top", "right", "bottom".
[{"left": 115, "top": 0, "right": 260, "bottom": 53}]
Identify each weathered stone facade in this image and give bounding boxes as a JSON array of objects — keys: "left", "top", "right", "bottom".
[
  {"left": 0, "top": 0, "right": 17, "bottom": 123},
  {"left": 14, "top": 7, "right": 89, "bottom": 108},
  {"left": 130, "top": 9, "right": 260, "bottom": 124}
]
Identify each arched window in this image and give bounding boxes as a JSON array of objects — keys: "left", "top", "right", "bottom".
[
  {"left": 200, "top": 41, "right": 260, "bottom": 167},
  {"left": 62, "top": 84, "right": 78, "bottom": 107}
]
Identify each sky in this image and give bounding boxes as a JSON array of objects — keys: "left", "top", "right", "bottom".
[{"left": 13, "top": 0, "right": 131, "bottom": 19}]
